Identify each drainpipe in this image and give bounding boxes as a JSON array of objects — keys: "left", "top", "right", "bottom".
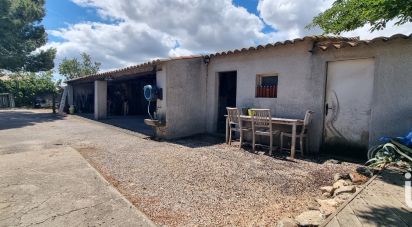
[{"left": 203, "top": 55, "right": 210, "bottom": 132}]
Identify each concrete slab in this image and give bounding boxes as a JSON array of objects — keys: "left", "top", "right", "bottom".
[{"left": 0, "top": 125, "right": 155, "bottom": 226}]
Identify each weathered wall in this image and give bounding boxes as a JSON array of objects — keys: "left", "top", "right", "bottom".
[
  {"left": 312, "top": 38, "right": 412, "bottom": 146},
  {"left": 160, "top": 58, "right": 207, "bottom": 139},
  {"left": 206, "top": 40, "right": 320, "bottom": 150},
  {"left": 155, "top": 65, "right": 168, "bottom": 137}
]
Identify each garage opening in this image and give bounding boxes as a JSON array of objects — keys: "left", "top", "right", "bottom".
[
  {"left": 73, "top": 83, "right": 94, "bottom": 114},
  {"left": 107, "top": 74, "right": 156, "bottom": 116},
  {"left": 104, "top": 73, "right": 157, "bottom": 136}
]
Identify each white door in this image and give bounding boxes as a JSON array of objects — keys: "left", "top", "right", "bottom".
[{"left": 324, "top": 59, "right": 374, "bottom": 148}]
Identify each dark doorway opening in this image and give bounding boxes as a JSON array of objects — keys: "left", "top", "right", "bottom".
[
  {"left": 217, "top": 71, "right": 237, "bottom": 133},
  {"left": 107, "top": 74, "right": 156, "bottom": 117}
]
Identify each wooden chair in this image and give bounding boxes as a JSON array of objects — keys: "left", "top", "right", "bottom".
[
  {"left": 226, "top": 107, "right": 250, "bottom": 149},
  {"left": 280, "top": 110, "right": 314, "bottom": 156},
  {"left": 250, "top": 109, "right": 280, "bottom": 155}
]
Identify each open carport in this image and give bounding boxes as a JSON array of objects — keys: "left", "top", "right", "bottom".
[{"left": 66, "top": 63, "right": 158, "bottom": 136}]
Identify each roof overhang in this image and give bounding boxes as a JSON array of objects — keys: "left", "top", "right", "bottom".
[{"left": 66, "top": 55, "right": 203, "bottom": 85}]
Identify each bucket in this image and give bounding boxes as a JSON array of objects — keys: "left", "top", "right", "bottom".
[{"left": 69, "top": 105, "right": 75, "bottom": 114}]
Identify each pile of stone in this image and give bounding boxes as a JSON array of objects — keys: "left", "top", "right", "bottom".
[{"left": 277, "top": 167, "right": 373, "bottom": 227}]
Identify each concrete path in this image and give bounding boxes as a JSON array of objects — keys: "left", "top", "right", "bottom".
[
  {"left": 0, "top": 110, "right": 155, "bottom": 227},
  {"left": 323, "top": 170, "right": 412, "bottom": 227}
]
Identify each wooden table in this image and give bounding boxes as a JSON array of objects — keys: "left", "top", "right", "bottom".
[{"left": 225, "top": 115, "right": 304, "bottom": 158}]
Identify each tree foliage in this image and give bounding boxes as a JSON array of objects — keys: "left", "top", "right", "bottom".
[
  {"left": 309, "top": 0, "right": 412, "bottom": 34},
  {"left": 0, "top": 71, "right": 58, "bottom": 107},
  {"left": 58, "top": 52, "right": 101, "bottom": 80},
  {"left": 0, "top": 0, "right": 56, "bottom": 72}
]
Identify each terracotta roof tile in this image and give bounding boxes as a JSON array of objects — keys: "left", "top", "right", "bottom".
[
  {"left": 207, "top": 35, "right": 360, "bottom": 57},
  {"left": 316, "top": 33, "right": 412, "bottom": 51},
  {"left": 67, "top": 34, "right": 411, "bottom": 83}
]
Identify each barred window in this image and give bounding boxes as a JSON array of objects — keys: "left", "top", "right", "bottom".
[{"left": 256, "top": 75, "right": 278, "bottom": 98}]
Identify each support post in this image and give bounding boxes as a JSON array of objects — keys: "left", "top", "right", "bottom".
[
  {"left": 94, "top": 80, "right": 107, "bottom": 120},
  {"left": 67, "top": 85, "right": 74, "bottom": 106}
]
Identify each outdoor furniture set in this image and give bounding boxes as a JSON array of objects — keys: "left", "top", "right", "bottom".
[{"left": 226, "top": 108, "right": 313, "bottom": 158}]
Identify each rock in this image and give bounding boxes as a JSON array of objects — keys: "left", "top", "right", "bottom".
[
  {"left": 333, "top": 173, "right": 349, "bottom": 181},
  {"left": 295, "top": 210, "right": 323, "bottom": 226},
  {"left": 349, "top": 172, "right": 369, "bottom": 184},
  {"left": 334, "top": 193, "right": 352, "bottom": 203},
  {"left": 356, "top": 166, "right": 373, "bottom": 177},
  {"left": 320, "top": 186, "right": 335, "bottom": 197},
  {"left": 277, "top": 218, "right": 298, "bottom": 227},
  {"left": 333, "top": 179, "right": 352, "bottom": 189},
  {"left": 307, "top": 200, "right": 320, "bottom": 210},
  {"left": 325, "top": 159, "right": 341, "bottom": 164},
  {"left": 320, "top": 186, "right": 334, "bottom": 194},
  {"left": 334, "top": 185, "right": 356, "bottom": 196},
  {"left": 316, "top": 199, "right": 339, "bottom": 208},
  {"left": 333, "top": 173, "right": 342, "bottom": 181},
  {"left": 322, "top": 192, "right": 332, "bottom": 198},
  {"left": 320, "top": 204, "right": 336, "bottom": 218},
  {"left": 317, "top": 199, "right": 340, "bottom": 218}
]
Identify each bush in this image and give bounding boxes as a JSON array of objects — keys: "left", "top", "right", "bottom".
[{"left": 0, "top": 71, "right": 59, "bottom": 107}]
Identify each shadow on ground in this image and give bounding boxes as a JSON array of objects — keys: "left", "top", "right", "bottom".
[
  {"left": 77, "top": 114, "right": 154, "bottom": 137},
  {"left": 356, "top": 206, "right": 411, "bottom": 226},
  {"left": 169, "top": 134, "right": 225, "bottom": 148},
  {"left": 169, "top": 134, "right": 324, "bottom": 164},
  {"left": 0, "top": 110, "right": 64, "bottom": 130},
  {"left": 376, "top": 168, "right": 409, "bottom": 188}
]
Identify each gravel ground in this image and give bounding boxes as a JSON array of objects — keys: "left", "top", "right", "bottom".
[
  {"left": 70, "top": 126, "right": 360, "bottom": 226},
  {"left": 0, "top": 110, "right": 360, "bottom": 226}
]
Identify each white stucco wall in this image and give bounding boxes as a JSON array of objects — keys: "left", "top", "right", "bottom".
[
  {"left": 312, "top": 38, "right": 412, "bottom": 147},
  {"left": 156, "top": 67, "right": 167, "bottom": 120},
  {"left": 159, "top": 58, "right": 207, "bottom": 139},
  {"left": 94, "top": 80, "right": 107, "bottom": 120},
  {"left": 204, "top": 38, "right": 412, "bottom": 152},
  {"left": 206, "top": 40, "right": 319, "bottom": 150}
]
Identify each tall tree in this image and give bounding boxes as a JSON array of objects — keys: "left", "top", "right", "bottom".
[
  {"left": 0, "top": 0, "right": 56, "bottom": 72},
  {"left": 309, "top": 0, "right": 412, "bottom": 34},
  {"left": 58, "top": 52, "right": 101, "bottom": 80}
]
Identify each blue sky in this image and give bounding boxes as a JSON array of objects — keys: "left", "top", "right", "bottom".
[
  {"left": 44, "top": 0, "right": 276, "bottom": 43},
  {"left": 44, "top": 0, "right": 101, "bottom": 42},
  {"left": 43, "top": 0, "right": 412, "bottom": 74},
  {"left": 43, "top": 0, "right": 262, "bottom": 30}
]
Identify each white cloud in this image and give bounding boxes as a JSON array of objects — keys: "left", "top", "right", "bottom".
[
  {"left": 340, "top": 21, "right": 412, "bottom": 39},
  {"left": 49, "top": 21, "right": 175, "bottom": 71},
  {"left": 49, "top": 0, "right": 412, "bottom": 73},
  {"left": 257, "top": 0, "right": 412, "bottom": 40},
  {"left": 50, "top": 0, "right": 272, "bottom": 72},
  {"left": 257, "top": 0, "right": 333, "bottom": 39},
  {"left": 168, "top": 48, "right": 194, "bottom": 58}
]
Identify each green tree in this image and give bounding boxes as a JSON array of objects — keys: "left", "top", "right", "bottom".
[
  {"left": 309, "top": 0, "right": 412, "bottom": 34},
  {"left": 0, "top": 71, "right": 58, "bottom": 107},
  {"left": 58, "top": 52, "right": 101, "bottom": 80},
  {"left": 0, "top": 0, "right": 56, "bottom": 72}
]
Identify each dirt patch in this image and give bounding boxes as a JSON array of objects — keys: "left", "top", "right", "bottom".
[{"left": 78, "top": 134, "right": 359, "bottom": 226}]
